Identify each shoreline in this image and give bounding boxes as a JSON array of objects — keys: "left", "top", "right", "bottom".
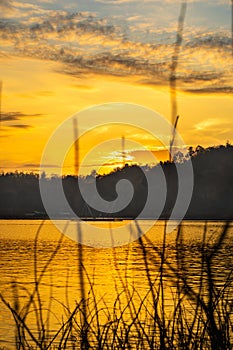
[{"left": 0, "top": 217, "right": 232, "bottom": 222}]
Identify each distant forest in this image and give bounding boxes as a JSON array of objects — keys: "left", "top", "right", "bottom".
[{"left": 1, "top": 144, "right": 233, "bottom": 220}]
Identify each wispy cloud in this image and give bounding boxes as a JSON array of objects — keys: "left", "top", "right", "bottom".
[
  {"left": 0, "top": 0, "right": 12, "bottom": 11},
  {"left": 23, "top": 163, "right": 59, "bottom": 168},
  {"left": 10, "top": 124, "right": 32, "bottom": 129},
  {"left": 185, "top": 86, "right": 233, "bottom": 94},
  {"left": 71, "top": 84, "right": 97, "bottom": 91},
  {"left": 195, "top": 118, "right": 223, "bottom": 131},
  {"left": 1, "top": 111, "right": 43, "bottom": 121},
  {"left": 0, "top": 2, "right": 231, "bottom": 93},
  {"left": 1, "top": 111, "right": 45, "bottom": 130}
]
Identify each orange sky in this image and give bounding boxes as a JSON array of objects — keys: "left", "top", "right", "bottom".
[{"left": 0, "top": 1, "right": 232, "bottom": 175}]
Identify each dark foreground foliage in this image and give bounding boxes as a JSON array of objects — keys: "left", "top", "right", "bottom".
[{"left": 0, "top": 221, "right": 233, "bottom": 349}]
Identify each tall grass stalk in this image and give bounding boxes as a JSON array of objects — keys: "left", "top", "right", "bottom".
[{"left": 2, "top": 221, "right": 233, "bottom": 349}]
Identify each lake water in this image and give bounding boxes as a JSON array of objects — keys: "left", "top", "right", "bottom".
[{"left": 0, "top": 220, "right": 233, "bottom": 349}]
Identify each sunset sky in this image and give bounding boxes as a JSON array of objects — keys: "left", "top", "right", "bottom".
[{"left": 0, "top": 0, "right": 232, "bottom": 175}]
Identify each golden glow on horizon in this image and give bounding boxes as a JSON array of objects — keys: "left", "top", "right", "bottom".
[
  {"left": 62, "top": 124, "right": 169, "bottom": 176},
  {"left": 0, "top": 56, "right": 232, "bottom": 175}
]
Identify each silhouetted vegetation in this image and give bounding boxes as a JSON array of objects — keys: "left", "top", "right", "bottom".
[
  {"left": 0, "top": 221, "right": 233, "bottom": 349},
  {"left": 0, "top": 143, "right": 233, "bottom": 219}
]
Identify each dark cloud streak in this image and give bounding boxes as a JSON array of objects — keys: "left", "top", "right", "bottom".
[
  {"left": 0, "top": 8, "right": 231, "bottom": 93},
  {"left": 11, "top": 124, "right": 32, "bottom": 129},
  {"left": 184, "top": 86, "right": 233, "bottom": 94},
  {"left": 1, "top": 111, "right": 43, "bottom": 121}
]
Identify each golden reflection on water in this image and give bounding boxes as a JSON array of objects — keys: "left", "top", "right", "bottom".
[{"left": 0, "top": 220, "right": 233, "bottom": 348}]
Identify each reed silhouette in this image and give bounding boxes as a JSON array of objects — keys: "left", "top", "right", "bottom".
[
  {"left": 0, "top": 221, "right": 233, "bottom": 349},
  {"left": 0, "top": 2, "right": 232, "bottom": 349}
]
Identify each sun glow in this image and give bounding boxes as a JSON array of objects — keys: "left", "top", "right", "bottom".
[{"left": 0, "top": 0, "right": 232, "bottom": 175}]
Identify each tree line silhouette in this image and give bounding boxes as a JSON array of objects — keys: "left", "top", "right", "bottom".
[{"left": 0, "top": 143, "right": 233, "bottom": 220}]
